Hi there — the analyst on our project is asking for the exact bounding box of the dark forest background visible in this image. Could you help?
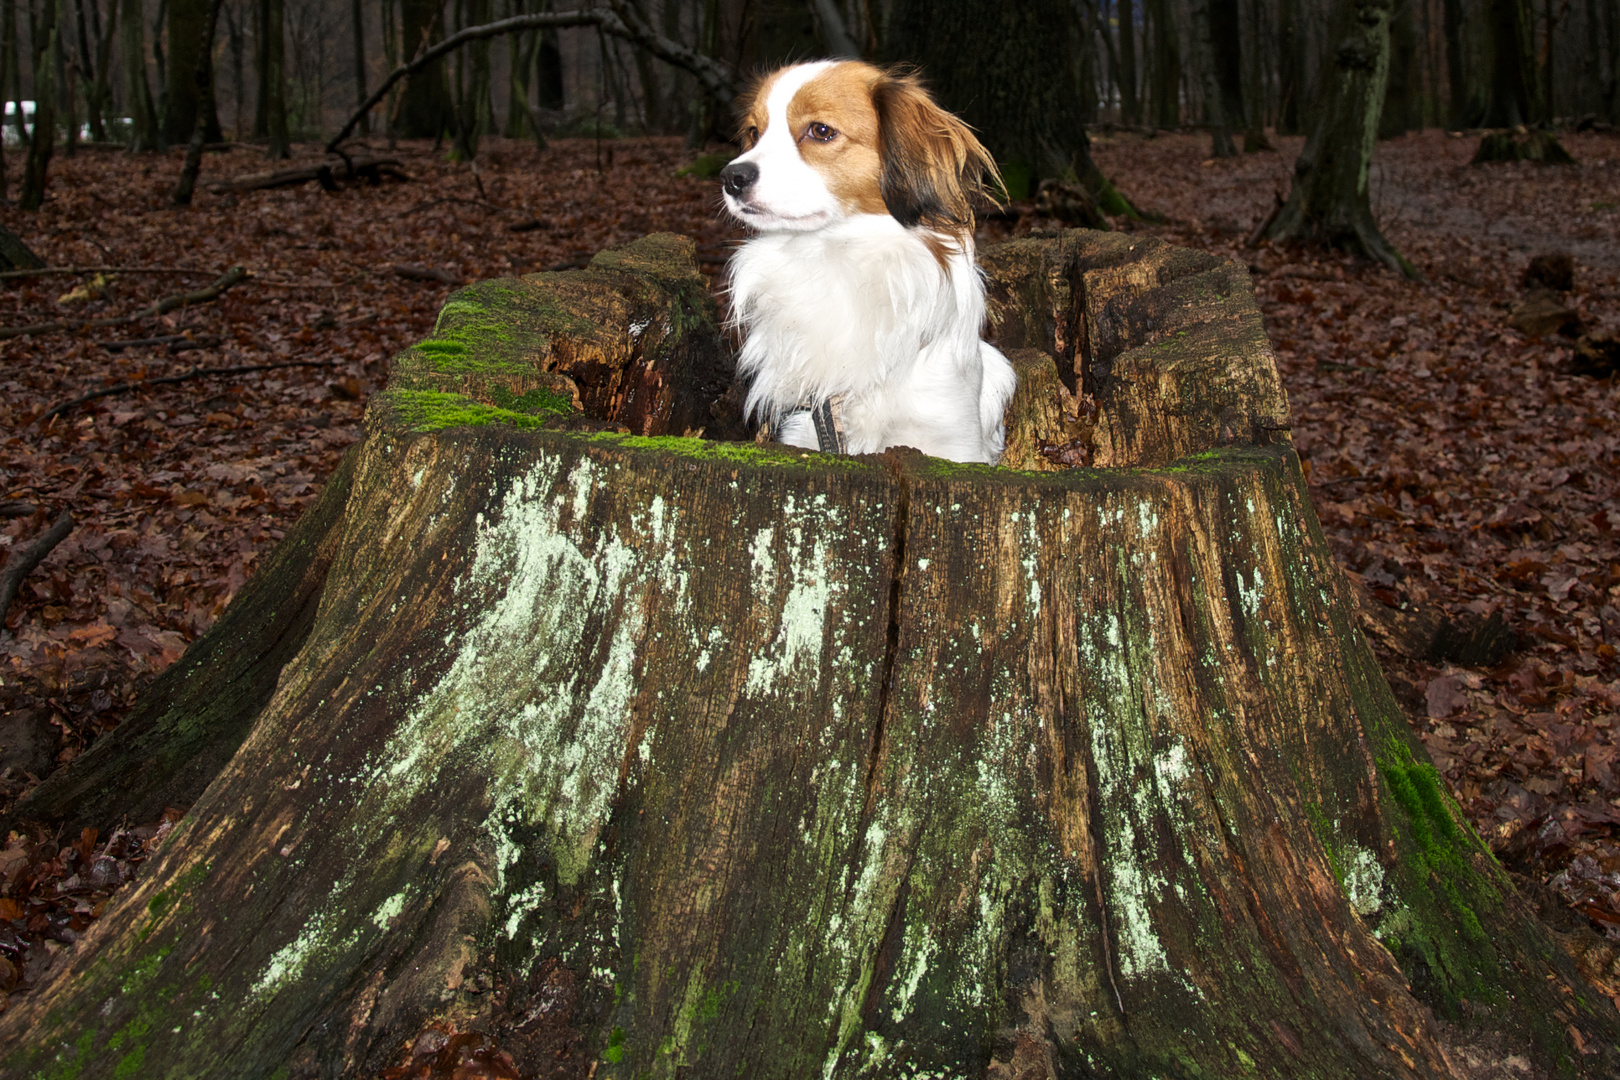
[0,0,1614,171]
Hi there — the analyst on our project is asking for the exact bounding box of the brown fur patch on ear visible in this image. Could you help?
[873,69,1001,244]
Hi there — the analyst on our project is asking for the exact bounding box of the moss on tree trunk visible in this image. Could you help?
[3,234,1616,1080]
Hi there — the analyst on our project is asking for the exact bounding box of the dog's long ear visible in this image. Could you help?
[732,71,771,148]
[873,69,1001,239]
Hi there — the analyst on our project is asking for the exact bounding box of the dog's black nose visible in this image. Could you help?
[720,161,759,197]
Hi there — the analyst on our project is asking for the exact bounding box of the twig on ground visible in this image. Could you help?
[393,264,464,286]
[0,266,216,281]
[0,266,250,340]
[0,501,37,518]
[207,155,410,195]
[0,511,73,632]
[36,360,341,425]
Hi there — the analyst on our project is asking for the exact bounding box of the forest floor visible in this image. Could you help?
[0,129,1618,1038]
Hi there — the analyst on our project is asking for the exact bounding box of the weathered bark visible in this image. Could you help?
[162,0,221,145]
[397,0,452,139]
[4,232,1618,1080]
[1260,0,1418,279]
[1147,0,1180,128]
[119,0,158,149]
[1116,0,1140,125]
[253,0,290,158]
[1380,0,1418,137]
[19,0,54,212]
[170,0,223,205]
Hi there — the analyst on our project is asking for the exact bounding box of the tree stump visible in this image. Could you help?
[5,233,1618,1080]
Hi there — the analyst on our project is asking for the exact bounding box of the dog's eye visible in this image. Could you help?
[740,125,759,149]
[806,122,838,142]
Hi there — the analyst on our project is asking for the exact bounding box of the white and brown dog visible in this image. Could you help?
[720,61,1016,464]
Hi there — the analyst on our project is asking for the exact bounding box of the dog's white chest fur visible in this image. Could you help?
[720,59,1016,464]
[729,216,1014,463]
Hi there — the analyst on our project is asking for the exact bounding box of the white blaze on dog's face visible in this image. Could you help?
[721,61,886,232]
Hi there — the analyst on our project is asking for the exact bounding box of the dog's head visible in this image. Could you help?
[719,61,999,244]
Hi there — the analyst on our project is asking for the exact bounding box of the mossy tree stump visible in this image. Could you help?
[4,234,1617,1079]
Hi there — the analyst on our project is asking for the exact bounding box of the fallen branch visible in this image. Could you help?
[0,501,37,519]
[393,264,464,286]
[0,266,216,281]
[208,155,410,195]
[36,360,342,425]
[0,511,73,632]
[325,7,737,154]
[0,266,250,341]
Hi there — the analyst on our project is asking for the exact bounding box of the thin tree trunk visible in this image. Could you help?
[1582,0,1603,115]
[352,0,368,133]
[3,0,25,148]
[398,0,451,139]
[171,0,222,203]
[255,0,289,157]
[1262,0,1417,278]
[1118,0,1139,123]
[119,0,157,148]
[1191,0,1235,155]
[1381,0,1417,135]
[57,0,76,156]
[1147,0,1180,127]
[224,0,244,138]
[1441,0,1469,123]
[20,0,57,210]
[150,0,166,124]
[164,0,220,143]
[502,0,529,136]
[0,0,6,198]
[1610,0,1620,119]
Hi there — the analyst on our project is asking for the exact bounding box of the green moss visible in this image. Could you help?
[1304,802,1344,885]
[584,432,870,470]
[604,1025,627,1064]
[487,384,574,417]
[387,390,561,432]
[111,1046,145,1078]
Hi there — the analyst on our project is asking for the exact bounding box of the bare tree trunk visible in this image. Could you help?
[1117,0,1139,123]
[1147,0,1180,127]
[254,0,289,157]
[119,0,158,147]
[1262,0,1417,278]
[20,0,57,210]
[164,0,221,143]
[1441,0,1470,123]
[57,0,76,156]
[1479,0,1539,125]
[171,0,223,203]
[1191,0,1235,155]
[1380,0,1417,135]
[3,0,25,148]
[351,0,368,133]
[398,0,451,138]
